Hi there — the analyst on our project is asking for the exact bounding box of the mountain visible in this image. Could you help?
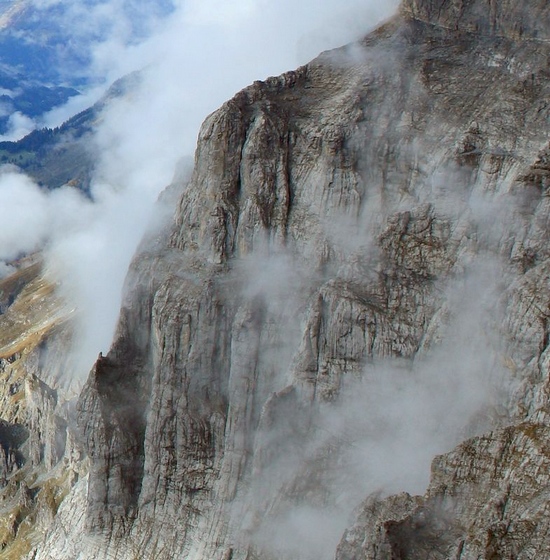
[0,0,549,559]
[0,0,81,136]
[0,0,173,137]
[0,0,173,83]
[0,71,142,191]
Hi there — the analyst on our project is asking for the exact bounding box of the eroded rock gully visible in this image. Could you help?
[23,1,550,559]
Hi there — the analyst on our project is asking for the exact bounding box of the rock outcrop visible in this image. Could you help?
[337,413,550,559]
[402,0,550,41]
[17,0,550,559]
[0,260,85,558]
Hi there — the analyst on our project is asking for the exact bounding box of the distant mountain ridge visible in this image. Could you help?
[0,0,173,136]
[0,71,141,191]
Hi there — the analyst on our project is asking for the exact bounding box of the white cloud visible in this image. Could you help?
[0,169,49,257]
[39,85,105,129]
[0,111,36,140]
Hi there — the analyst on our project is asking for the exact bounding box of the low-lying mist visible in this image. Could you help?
[225,173,516,559]
[241,258,511,559]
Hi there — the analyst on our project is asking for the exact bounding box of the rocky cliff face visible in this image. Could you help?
[0,259,86,559]
[402,0,550,41]
[12,0,550,559]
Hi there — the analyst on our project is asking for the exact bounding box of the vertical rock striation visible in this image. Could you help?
[27,0,550,558]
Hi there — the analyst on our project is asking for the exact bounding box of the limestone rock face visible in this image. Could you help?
[336,413,550,559]
[25,2,550,559]
[402,0,550,41]
[0,261,86,558]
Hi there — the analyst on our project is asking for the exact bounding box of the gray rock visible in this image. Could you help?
[26,1,550,558]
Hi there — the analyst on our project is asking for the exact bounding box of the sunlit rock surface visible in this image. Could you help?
[18,0,550,559]
[0,259,85,559]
